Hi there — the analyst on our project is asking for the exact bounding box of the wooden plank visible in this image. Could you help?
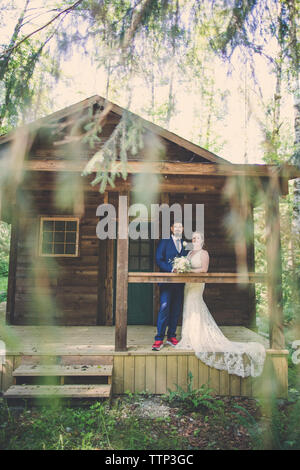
[187,355,199,390]
[198,359,209,388]
[97,192,107,325]
[105,238,114,325]
[113,356,124,394]
[155,356,167,394]
[2,356,14,392]
[60,356,113,366]
[209,367,220,395]
[128,272,267,283]
[0,325,268,355]
[230,374,241,396]
[97,236,107,325]
[247,205,257,329]
[12,364,113,376]
[115,192,129,351]
[4,384,111,398]
[166,355,178,392]
[13,356,22,385]
[272,355,288,399]
[177,355,188,392]
[219,370,230,396]
[123,356,134,393]
[22,160,300,178]
[241,376,252,397]
[134,356,146,392]
[145,356,156,393]
[254,351,289,399]
[6,201,19,324]
[265,181,285,349]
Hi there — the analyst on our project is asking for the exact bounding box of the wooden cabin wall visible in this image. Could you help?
[9,181,257,328]
[11,186,105,325]
[28,109,210,164]
[168,193,256,328]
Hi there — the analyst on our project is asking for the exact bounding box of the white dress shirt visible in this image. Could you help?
[171,234,182,253]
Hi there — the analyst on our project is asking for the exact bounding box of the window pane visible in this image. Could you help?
[54,232,65,243]
[66,221,77,231]
[42,242,53,254]
[65,243,76,254]
[141,257,151,271]
[140,242,150,255]
[129,257,139,271]
[66,232,76,243]
[55,220,65,231]
[41,218,79,256]
[43,231,53,243]
[54,243,64,254]
[43,220,54,231]
[129,242,139,256]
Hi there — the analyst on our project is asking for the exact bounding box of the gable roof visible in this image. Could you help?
[0,95,231,165]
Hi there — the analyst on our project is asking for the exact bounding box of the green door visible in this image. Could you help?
[112,225,154,325]
[127,237,154,325]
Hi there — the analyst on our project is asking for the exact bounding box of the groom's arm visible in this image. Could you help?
[156,239,173,272]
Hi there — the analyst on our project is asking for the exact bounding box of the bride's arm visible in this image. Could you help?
[191,250,209,273]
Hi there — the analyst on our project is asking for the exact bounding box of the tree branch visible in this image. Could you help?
[0,0,84,58]
[121,0,153,52]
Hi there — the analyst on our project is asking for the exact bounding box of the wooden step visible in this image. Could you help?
[12,364,113,377]
[4,384,111,398]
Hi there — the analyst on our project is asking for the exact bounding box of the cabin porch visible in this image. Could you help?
[0,324,288,398]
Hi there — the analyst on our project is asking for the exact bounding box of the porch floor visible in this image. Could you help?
[0,324,269,356]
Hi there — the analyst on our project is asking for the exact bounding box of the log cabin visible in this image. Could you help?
[0,95,299,401]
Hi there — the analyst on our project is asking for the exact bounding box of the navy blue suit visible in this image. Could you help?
[155,237,189,341]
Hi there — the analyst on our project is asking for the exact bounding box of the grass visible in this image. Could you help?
[0,377,299,450]
[0,398,189,450]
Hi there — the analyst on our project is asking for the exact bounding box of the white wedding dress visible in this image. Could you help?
[175,250,266,378]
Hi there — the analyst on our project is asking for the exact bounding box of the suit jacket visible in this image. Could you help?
[156,237,189,287]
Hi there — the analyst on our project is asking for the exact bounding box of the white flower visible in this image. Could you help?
[183,241,187,247]
[172,256,192,273]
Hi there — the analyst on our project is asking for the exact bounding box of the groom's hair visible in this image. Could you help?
[171,219,183,227]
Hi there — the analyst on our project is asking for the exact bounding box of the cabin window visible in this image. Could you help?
[39,217,79,257]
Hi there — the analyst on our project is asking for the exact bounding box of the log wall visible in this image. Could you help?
[12,189,103,325]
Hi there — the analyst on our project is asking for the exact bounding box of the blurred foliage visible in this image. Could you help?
[0,221,10,301]
[254,183,300,335]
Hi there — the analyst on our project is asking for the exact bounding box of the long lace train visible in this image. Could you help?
[174,251,266,378]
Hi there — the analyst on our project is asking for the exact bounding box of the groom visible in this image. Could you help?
[152,221,189,351]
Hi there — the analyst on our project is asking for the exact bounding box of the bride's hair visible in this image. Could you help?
[192,231,204,249]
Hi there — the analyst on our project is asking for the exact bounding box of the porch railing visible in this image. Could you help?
[128,272,267,284]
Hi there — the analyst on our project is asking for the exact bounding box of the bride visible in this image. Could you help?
[175,232,266,378]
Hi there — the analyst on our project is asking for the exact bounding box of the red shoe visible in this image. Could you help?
[152,340,164,351]
[166,337,179,347]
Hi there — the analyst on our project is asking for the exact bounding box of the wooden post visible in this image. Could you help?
[6,193,19,324]
[248,203,257,330]
[97,236,107,325]
[115,191,129,351]
[97,193,108,325]
[105,237,114,325]
[265,177,285,349]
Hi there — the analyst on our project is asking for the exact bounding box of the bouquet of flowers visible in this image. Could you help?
[171,256,192,273]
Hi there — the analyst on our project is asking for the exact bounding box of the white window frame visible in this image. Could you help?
[38,216,80,257]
